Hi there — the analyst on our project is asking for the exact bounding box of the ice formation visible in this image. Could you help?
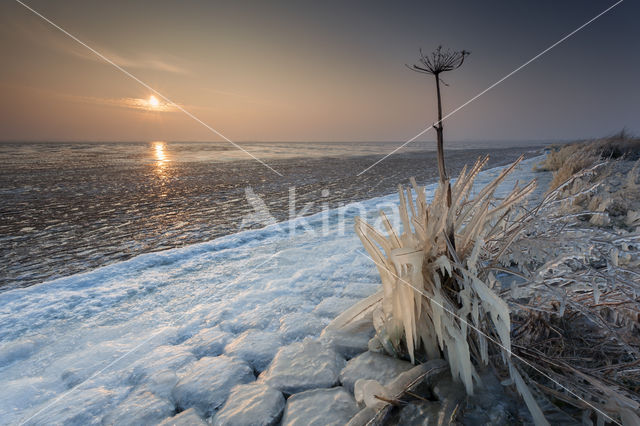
[0,156,544,424]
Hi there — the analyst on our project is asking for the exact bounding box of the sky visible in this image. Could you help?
[0,0,638,143]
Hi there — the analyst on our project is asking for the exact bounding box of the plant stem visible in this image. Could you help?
[434,72,447,184]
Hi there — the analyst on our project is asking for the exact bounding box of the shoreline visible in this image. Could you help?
[3,147,638,424]
[1,144,542,291]
[0,156,549,424]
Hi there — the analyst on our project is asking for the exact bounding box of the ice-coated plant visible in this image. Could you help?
[355,155,550,423]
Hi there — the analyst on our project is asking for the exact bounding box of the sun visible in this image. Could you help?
[148,95,160,108]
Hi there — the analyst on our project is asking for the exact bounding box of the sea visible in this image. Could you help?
[0,140,545,291]
[0,147,551,424]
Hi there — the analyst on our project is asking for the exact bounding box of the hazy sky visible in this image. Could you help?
[0,0,638,143]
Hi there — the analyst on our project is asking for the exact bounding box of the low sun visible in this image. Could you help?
[148,95,160,108]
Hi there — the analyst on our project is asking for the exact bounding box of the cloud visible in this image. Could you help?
[7,18,191,75]
[0,82,182,113]
[66,94,181,112]
[81,51,191,76]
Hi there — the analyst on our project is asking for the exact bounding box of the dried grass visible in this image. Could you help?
[537,131,640,192]
[503,157,640,425]
[355,150,640,425]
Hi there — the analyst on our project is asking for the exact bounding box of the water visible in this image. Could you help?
[0,156,547,424]
[0,141,545,290]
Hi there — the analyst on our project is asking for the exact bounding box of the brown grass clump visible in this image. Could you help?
[548,149,601,191]
[537,131,640,191]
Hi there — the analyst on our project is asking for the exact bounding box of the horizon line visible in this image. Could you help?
[0,137,587,145]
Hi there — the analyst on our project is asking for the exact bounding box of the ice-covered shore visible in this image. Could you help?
[0,156,547,425]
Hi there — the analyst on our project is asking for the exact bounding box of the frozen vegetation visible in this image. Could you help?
[349,138,640,425]
[0,156,548,425]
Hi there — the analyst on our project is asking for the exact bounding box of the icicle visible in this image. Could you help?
[354,157,543,421]
[509,363,550,426]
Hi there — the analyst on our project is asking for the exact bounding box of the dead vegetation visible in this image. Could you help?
[355,136,640,424]
[535,131,640,191]
[503,140,640,425]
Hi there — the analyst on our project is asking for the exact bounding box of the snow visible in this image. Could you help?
[137,370,179,401]
[0,338,44,369]
[213,383,285,426]
[0,156,544,424]
[37,386,117,426]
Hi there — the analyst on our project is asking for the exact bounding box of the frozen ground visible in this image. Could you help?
[0,157,548,425]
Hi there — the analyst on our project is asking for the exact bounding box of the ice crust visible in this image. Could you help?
[0,157,543,424]
[158,407,207,425]
[172,355,254,416]
[213,383,285,426]
[223,330,283,373]
[258,340,346,394]
[339,351,414,393]
[280,387,359,426]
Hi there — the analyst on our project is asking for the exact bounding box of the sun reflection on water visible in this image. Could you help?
[152,141,170,181]
[154,141,167,162]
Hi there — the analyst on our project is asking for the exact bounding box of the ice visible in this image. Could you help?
[312,296,361,318]
[127,345,196,385]
[171,355,254,417]
[319,317,375,359]
[339,351,414,393]
[180,327,232,358]
[0,157,544,423]
[258,340,346,395]
[213,383,285,426]
[394,402,446,425]
[35,386,118,426]
[278,312,328,344]
[354,379,389,410]
[138,370,180,400]
[280,387,359,426]
[0,337,44,368]
[158,408,206,426]
[223,330,283,373]
[102,389,174,426]
[346,407,377,426]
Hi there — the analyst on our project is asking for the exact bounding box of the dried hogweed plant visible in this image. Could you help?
[354,155,550,423]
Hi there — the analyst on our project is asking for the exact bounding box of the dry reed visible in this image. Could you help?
[355,155,550,423]
[355,147,640,424]
[536,131,640,191]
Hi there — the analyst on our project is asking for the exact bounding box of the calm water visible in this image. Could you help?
[0,141,545,291]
